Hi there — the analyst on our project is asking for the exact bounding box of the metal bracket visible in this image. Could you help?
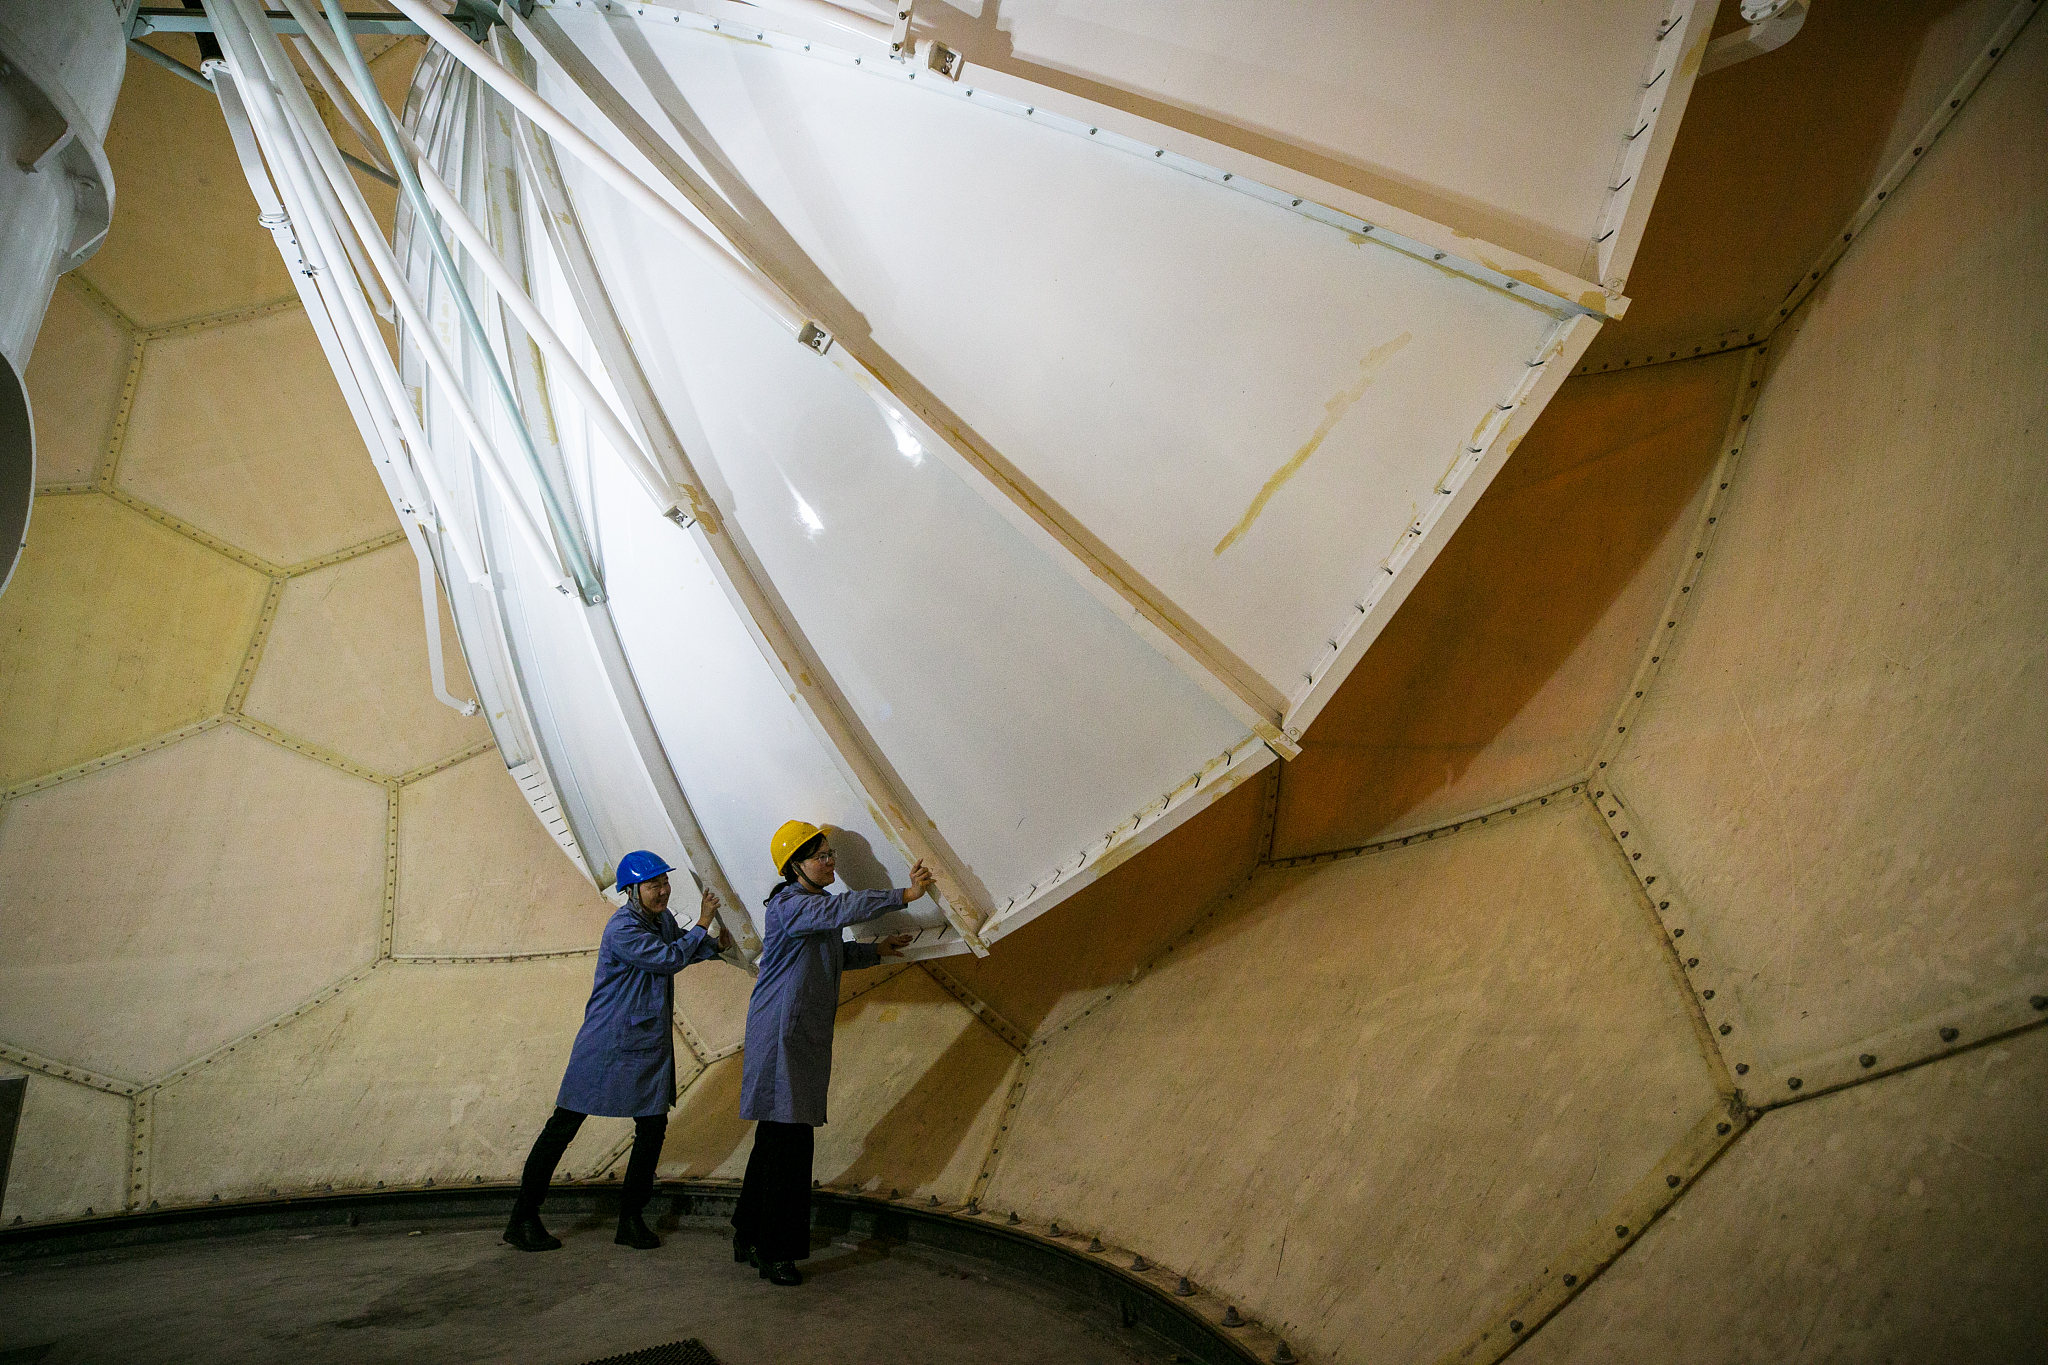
[925,40,963,81]
[1702,0,1808,75]
[796,319,834,355]
[888,0,914,61]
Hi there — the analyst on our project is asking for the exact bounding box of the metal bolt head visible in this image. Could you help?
[1049,1222,1062,1236]
[1735,1063,1749,1075]
[1511,1320,1524,1333]
[1787,1077,1802,1090]
[1939,1026,1959,1043]
[1563,1273,1577,1287]
[1716,1122,1732,1135]
[964,1199,978,1214]
[1859,1054,1877,1068]
[890,1188,901,1199]
[1131,1254,1149,1272]
[1272,1343,1297,1365]
[1666,1174,1681,1188]
[1007,1212,1020,1225]
[1175,1276,1195,1297]
[1222,1306,1244,1327]
[1616,1225,1629,1239]
[928,1195,940,1206]
[2031,995,2048,1012]
[1089,1238,1105,1253]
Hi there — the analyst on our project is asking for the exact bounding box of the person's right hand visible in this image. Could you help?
[904,860,937,903]
[877,932,916,958]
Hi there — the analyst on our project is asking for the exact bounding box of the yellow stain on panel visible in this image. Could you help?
[1214,332,1412,557]
[0,496,268,786]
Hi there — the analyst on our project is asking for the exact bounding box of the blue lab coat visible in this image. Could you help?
[556,903,722,1118]
[739,883,903,1126]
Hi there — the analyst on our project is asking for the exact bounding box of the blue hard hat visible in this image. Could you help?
[615,850,674,893]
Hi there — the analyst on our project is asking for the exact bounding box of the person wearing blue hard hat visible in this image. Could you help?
[504,850,727,1253]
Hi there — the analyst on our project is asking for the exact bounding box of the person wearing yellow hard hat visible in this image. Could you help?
[730,820,927,1285]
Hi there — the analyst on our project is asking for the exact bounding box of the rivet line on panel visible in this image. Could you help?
[230,713,391,785]
[280,528,409,578]
[127,1090,154,1211]
[381,786,399,959]
[1263,774,1585,871]
[0,716,226,801]
[0,1042,140,1097]
[835,962,912,1010]
[94,334,146,490]
[389,948,599,964]
[1441,1095,1748,1365]
[1593,344,1768,773]
[969,1056,1034,1201]
[63,270,139,333]
[104,487,283,576]
[1741,989,2048,1112]
[137,294,302,341]
[544,0,1602,318]
[394,739,497,787]
[226,579,287,715]
[147,963,381,1090]
[919,961,1028,1052]
[1588,782,1738,1093]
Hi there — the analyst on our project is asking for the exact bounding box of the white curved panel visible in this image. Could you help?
[537,7,1577,705]
[557,143,1250,905]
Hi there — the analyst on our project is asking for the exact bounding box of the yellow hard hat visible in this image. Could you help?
[770,820,827,875]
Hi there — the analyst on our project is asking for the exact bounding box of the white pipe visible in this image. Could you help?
[218,0,569,592]
[210,60,482,713]
[384,0,814,340]
[289,32,393,174]
[212,0,495,588]
[408,520,481,714]
[206,35,445,562]
[416,161,682,520]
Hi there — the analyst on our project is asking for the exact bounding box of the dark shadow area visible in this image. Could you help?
[827,978,1018,1194]
[1272,355,1743,857]
[937,775,1269,1036]
[825,826,893,893]
[1581,0,1978,368]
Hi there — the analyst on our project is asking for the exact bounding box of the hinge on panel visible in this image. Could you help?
[926,41,964,80]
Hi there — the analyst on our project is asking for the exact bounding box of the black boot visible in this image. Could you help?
[615,1206,661,1250]
[503,1210,561,1252]
[762,1259,803,1286]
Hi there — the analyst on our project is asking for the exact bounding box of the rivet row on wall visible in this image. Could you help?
[919,961,1028,1053]
[0,716,226,800]
[0,1042,139,1097]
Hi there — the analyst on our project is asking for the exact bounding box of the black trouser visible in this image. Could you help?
[731,1120,815,1262]
[514,1107,667,1216]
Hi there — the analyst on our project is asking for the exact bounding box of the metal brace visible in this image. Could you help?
[797,320,834,355]
[889,1,914,61]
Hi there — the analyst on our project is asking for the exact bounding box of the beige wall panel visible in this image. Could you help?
[812,970,1017,1202]
[83,46,296,329]
[1276,355,1741,857]
[241,543,486,776]
[393,753,613,957]
[0,496,267,787]
[658,1053,751,1179]
[980,800,1717,1365]
[659,972,1018,1204]
[1517,1025,2048,1365]
[0,1073,128,1225]
[0,726,383,1081]
[1610,17,2048,1078]
[676,959,756,1058]
[23,282,130,486]
[149,960,630,1203]
[119,310,398,567]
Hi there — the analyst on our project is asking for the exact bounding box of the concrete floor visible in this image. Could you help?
[0,1210,1179,1365]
